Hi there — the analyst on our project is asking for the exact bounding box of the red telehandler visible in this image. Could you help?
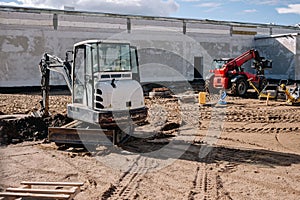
[205,49,272,96]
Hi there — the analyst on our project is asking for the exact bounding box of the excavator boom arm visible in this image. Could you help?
[39,53,72,92]
[39,53,72,116]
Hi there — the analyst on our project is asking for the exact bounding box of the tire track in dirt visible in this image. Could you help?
[200,113,300,123]
[192,133,265,149]
[223,126,299,134]
[101,156,156,200]
[274,132,300,153]
[188,152,219,200]
[188,151,234,200]
[275,132,290,151]
[199,106,300,123]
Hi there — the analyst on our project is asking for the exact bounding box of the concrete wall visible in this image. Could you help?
[254,33,298,80]
[0,6,299,87]
[297,35,300,81]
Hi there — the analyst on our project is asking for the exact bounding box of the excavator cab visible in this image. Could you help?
[68,40,147,128]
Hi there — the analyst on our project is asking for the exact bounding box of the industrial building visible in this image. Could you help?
[0,6,299,88]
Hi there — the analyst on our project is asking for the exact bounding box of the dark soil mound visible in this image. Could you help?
[0,114,73,145]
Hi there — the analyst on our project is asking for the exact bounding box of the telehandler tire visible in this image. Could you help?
[231,78,248,96]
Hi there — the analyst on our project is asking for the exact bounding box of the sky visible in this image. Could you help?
[0,0,299,26]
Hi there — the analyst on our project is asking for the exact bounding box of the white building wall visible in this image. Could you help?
[296,35,300,80]
[0,6,299,87]
[254,34,298,80]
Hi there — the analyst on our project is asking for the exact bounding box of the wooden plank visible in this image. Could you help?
[0,114,29,121]
[20,181,84,187]
[67,186,81,200]
[6,187,77,194]
[61,120,81,128]
[0,192,70,199]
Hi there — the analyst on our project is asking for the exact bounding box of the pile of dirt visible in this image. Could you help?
[0,93,71,116]
[0,114,73,145]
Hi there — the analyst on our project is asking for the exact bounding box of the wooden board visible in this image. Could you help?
[0,192,70,199]
[21,181,84,187]
[0,181,84,200]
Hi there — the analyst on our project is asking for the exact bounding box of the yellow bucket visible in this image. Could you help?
[199,92,206,104]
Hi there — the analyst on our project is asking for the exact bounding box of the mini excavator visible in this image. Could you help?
[38,40,148,145]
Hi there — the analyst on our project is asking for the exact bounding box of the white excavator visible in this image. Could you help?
[39,40,148,145]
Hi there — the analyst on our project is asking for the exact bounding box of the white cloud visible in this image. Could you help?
[0,0,179,16]
[180,0,201,2]
[195,2,222,12]
[256,0,279,5]
[229,0,296,6]
[0,2,19,6]
[196,2,222,8]
[276,4,300,15]
[243,9,257,13]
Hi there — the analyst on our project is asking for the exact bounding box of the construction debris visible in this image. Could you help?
[149,87,172,98]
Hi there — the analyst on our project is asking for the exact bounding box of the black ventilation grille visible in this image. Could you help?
[94,89,104,110]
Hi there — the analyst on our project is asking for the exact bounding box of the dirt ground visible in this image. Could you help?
[1,91,300,199]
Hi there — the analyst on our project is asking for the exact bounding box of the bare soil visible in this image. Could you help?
[1,92,300,199]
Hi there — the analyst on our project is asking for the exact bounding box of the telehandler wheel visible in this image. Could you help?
[259,78,268,91]
[232,78,248,96]
[205,79,218,94]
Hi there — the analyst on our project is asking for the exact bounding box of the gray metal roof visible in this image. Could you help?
[1,5,299,30]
